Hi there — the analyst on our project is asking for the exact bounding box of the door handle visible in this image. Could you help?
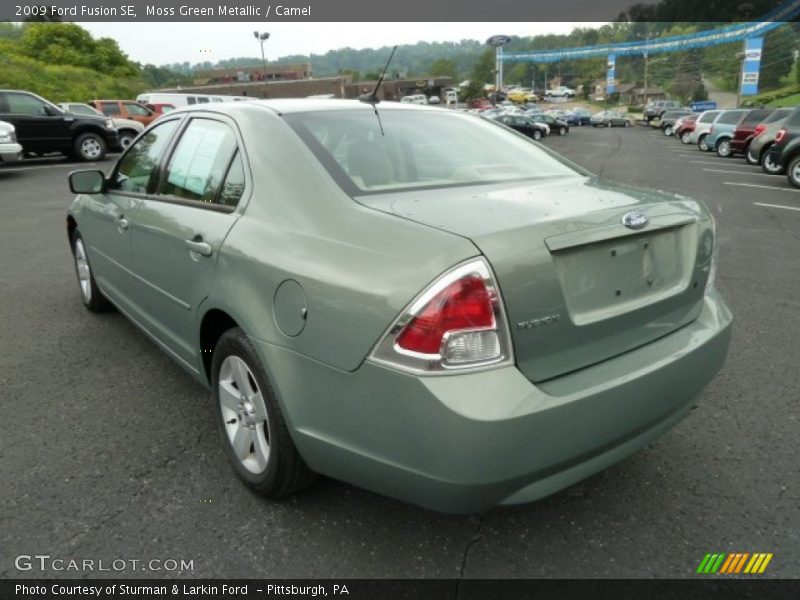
[184,239,213,257]
[117,216,129,231]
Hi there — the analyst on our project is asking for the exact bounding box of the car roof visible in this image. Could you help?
[170,98,446,116]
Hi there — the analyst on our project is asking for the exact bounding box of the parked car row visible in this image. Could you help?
[0,89,181,163]
[655,103,800,188]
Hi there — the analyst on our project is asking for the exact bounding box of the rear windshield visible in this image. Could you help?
[698,111,720,123]
[764,108,793,124]
[285,109,578,195]
[740,109,773,125]
[717,111,748,125]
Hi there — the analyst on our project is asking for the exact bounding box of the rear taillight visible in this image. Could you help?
[753,124,766,137]
[776,129,787,143]
[370,258,513,373]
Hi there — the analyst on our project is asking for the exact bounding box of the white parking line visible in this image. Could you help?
[703,168,775,177]
[723,182,800,193]
[0,162,98,172]
[754,202,800,211]
[694,160,757,168]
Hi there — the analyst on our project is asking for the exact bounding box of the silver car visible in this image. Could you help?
[0,120,23,163]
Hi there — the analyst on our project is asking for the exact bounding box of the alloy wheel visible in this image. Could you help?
[218,355,270,474]
[74,238,92,303]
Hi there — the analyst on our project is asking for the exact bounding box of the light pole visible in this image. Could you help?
[253,31,270,80]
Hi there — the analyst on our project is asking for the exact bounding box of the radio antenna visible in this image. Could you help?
[359,45,398,105]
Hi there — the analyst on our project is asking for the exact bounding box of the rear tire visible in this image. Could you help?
[559,126,567,136]
[761,145,785,175]
[532,129,542,141]
[746,145,760,165]
[664,125,673,136]
[698,134,709,152]
[212,328,315,497]
[73,133,107,162]
[70,230,112,312]
[681,131,692,144]
[118,130,136,150]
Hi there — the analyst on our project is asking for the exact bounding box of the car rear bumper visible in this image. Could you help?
[253,291,732,514]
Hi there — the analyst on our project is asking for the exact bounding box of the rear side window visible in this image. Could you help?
[112,120,179,193]
[787,109,800,127]
[159,118,238,204]
[5,92,48,115]
[698,111,719,123]
[100,103,121,116]
[218,151,246,207]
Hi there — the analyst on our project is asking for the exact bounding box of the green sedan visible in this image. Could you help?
[66,100,732,513]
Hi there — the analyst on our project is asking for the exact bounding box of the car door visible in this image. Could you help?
[127,115,247,371]
[80,118,183,311]
[0,91,70,153]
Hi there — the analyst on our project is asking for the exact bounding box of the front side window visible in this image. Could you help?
[112,119,180,193]
[160,118,238,203]
[285,109,576,194]
[6,93,48,116]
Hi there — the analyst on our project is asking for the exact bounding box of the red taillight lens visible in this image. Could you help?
[776,129,787,143]
[397,274,494,355]
[370,258,513,372]
[754,124,766,136]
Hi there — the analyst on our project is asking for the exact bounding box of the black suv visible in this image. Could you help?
[0,90,119,161]
[767,107,800,188]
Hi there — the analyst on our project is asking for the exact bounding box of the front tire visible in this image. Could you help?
[786,156,800,188]
[212,328,315,497]
[559,126,567,136]
[71,231,112,312]
[664,125,673,136]
[681,131,692,144]
[532,129,542,141]
[73,133,107,162]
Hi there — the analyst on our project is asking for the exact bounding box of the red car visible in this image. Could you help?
[728,108,775,157]
[675,114,699,144]
[469,98,493,110]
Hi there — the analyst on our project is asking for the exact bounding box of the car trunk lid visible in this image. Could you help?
[358,176,713,382]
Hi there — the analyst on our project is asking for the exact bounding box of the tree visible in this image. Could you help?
[429,58,458,80]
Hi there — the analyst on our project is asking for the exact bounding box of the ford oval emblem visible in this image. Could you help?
[622,212,649,230]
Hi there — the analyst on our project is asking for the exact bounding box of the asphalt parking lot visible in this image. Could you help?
[1,126,798,580]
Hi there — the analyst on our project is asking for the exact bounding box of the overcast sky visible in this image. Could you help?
[79,22,605,65]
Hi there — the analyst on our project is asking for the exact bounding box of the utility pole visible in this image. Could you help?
[643,35,651,107]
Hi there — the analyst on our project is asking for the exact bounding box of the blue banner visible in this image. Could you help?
[741,37,764,97]
[606,54,616,94]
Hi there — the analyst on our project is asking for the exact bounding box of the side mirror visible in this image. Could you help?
[69,170,106,194]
